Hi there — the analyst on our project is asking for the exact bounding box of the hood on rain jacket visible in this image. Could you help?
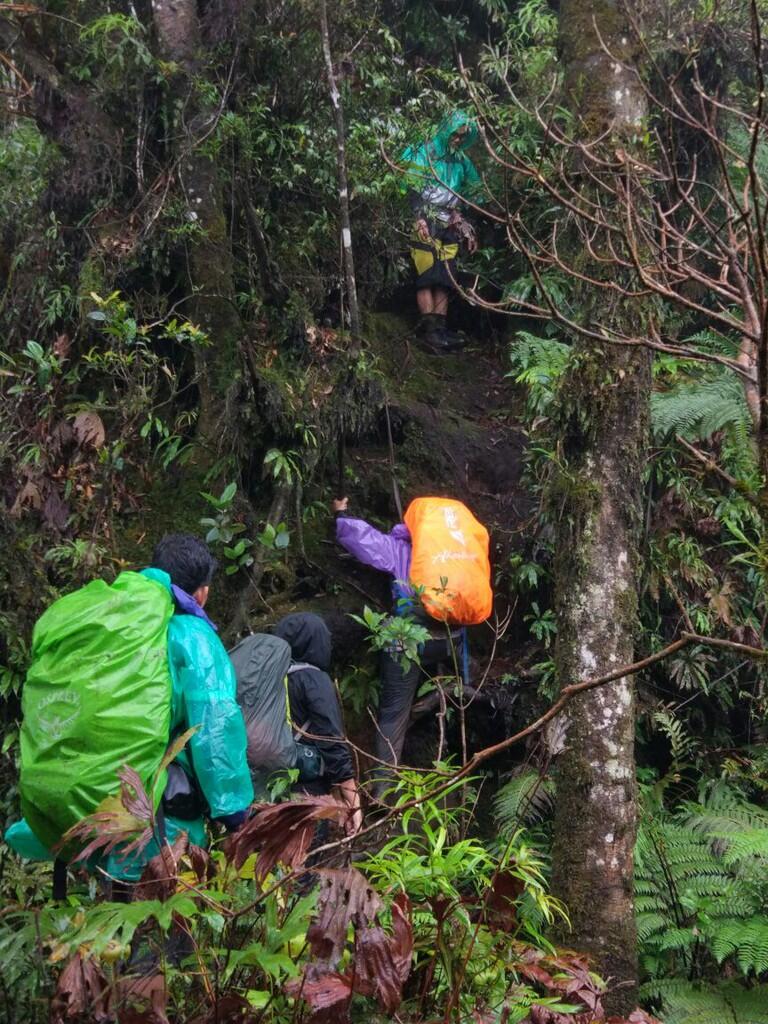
[400,110,482,218]
[273,613,354,790]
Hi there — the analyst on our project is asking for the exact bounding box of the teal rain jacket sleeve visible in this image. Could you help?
[167,615,254,818]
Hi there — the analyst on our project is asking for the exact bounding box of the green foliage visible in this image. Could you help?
[350,605,431,671]
[494,768,555,834]
[200,484,290,575]
[508,332,572,418]
[523,601,557,648]
[651,368,750,444]
[642,979,768,1024]
[359,767,571,1019]
[637,777,768,1020]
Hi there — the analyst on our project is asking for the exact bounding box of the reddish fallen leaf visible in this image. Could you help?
[134,831,189,902]
[186,843,213,884]
[291,886,413,1019]
[224,797,350,877]
[51,952,110,1023]
[354,923,406,1012]
[285,969,353,1024]
[62,765,154,864]
[485,869,525,932]
[308,867,382,964]
[390,892,414,978]
[519,962,556,988]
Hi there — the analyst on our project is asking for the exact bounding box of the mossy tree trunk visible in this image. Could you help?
[549,1,651,1013]
[152,0,243,455]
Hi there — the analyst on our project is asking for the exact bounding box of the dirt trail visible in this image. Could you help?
[290,314,535,771]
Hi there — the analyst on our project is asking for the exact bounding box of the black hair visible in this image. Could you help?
[150,533,217,594]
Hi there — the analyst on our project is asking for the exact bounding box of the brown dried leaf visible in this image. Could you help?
[308,867,382,965]
[354,923,404,1012]
[53,333,72,360]
[485,869,524,932]
[51,952,110,1023]
[223,796,349,877]
[186,843,212,885]
[390,892,413,980]
[707,579,735,627]
[72,410,106,449]
[158,726,200,775]
[43,488,70,531]
[134,831,189,902]
[115,971,169,1024]
[284,970,352,1024]
[10,480,42,516]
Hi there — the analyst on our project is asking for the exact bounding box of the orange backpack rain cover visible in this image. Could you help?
[404,497,492,625]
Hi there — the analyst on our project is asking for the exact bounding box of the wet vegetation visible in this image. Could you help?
[3,1,768,1022]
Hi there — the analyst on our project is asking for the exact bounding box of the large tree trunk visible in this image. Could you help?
[549,1,650,1013]
[152,0,243,454]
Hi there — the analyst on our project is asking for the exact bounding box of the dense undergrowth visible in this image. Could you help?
[3,0,768,1022]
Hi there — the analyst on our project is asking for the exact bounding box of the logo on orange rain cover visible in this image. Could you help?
[404,497,493,625]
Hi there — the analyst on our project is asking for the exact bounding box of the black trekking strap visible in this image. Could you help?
[461,627,470,687]
[384,395,404,521]
[52,858,68,901]
[156,800,168,846]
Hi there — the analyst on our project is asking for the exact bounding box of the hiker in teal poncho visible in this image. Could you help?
[4,533,253,889]
[400,111,483,353]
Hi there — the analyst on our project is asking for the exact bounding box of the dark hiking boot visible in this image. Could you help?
[438,327,467,350]
[417,314,465,354]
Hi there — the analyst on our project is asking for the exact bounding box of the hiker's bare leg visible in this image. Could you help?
[433,287,449,316]
[416,288,434,314]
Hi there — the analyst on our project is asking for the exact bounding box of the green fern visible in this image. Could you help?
[710,918,768,977]
[493,768,555,835]
[508,332,571,417]
[637,780,768,990]
[642,978,768,1024]
[651,368,750,443]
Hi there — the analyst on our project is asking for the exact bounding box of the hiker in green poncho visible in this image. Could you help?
[5,533,253,892]
[400,111,484,354]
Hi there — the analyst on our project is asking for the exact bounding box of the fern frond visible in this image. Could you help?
[641,978,768,1024]
[637,911,669,941]
[493,768,555,834]
[652,369,749,442]
[708,917,768,977]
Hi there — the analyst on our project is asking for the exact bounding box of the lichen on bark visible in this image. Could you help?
[549,0,653,1013]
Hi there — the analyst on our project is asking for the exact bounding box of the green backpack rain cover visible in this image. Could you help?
[20,571,174,853]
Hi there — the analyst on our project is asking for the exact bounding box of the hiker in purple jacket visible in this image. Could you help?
[332,496,463,798]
